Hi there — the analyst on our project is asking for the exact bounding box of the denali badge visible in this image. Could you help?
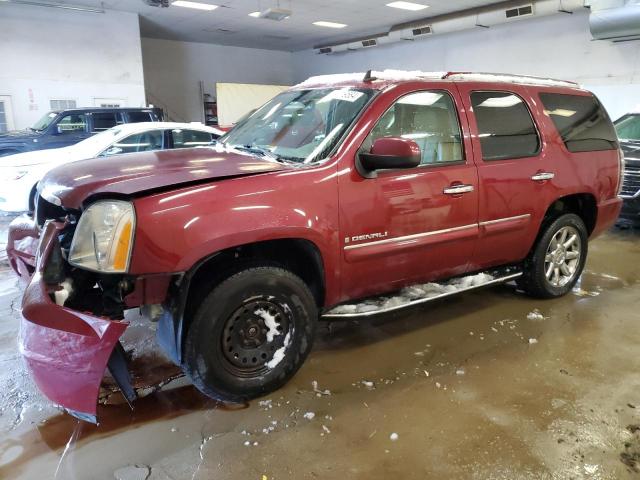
[345,231,389,244]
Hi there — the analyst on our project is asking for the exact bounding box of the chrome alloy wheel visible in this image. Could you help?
[544,225,582,288]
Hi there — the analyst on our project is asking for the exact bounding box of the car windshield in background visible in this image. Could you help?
[615,114,640,142]
[222,87,375,164]
[31,111,59,132]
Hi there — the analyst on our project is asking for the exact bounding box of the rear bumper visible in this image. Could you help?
[19,220,128,423]
[6,215,39,281]
[592,197,623,237]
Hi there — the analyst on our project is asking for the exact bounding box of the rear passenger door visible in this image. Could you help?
[455,84,557,270]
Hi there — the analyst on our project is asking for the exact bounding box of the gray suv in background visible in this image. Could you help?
[0,107,164,157]
[615,113,640,227]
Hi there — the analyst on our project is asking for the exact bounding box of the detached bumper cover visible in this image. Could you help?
[19,220,128,423]
[6,215,39,281]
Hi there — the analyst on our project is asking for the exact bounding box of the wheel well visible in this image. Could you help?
[182,238,326,328]
[540,194,597,238]
[28,184,38,213]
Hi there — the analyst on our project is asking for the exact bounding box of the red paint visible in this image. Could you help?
[17,75,622,416]
[6,215,38,282]
[19,221,127,421]
[370,136,421,157]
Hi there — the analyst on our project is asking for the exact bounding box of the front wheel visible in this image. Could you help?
[184,266,317,402]
[519,213,588,298]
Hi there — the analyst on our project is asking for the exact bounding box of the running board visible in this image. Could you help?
[322,269,523,318]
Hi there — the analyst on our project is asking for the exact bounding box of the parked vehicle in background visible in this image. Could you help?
[614,113,640,227]
[9,71,622,423]
[0,107,164,158]
[0,122,222,213]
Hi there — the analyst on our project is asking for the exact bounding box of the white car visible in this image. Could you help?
[0,122,224,213]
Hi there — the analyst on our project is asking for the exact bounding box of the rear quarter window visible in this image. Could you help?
[539,92,618,153]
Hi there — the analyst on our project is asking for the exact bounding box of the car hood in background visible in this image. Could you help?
[1,146,76,167]
[0,130,39,142]
[39,146,290,210]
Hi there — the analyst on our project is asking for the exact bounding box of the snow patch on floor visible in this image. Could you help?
[526,309,545,321]
[327,272,495,315]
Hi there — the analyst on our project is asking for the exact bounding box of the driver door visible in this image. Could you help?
[338,86,479,301]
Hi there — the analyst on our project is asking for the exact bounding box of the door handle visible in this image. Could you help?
[443,184,475,195]
[531,172,555,181]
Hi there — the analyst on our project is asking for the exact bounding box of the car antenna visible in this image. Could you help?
[363,70,378,82]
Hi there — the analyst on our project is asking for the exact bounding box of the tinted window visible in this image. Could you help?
[104,130,165,155]
[470,91,539,160]
[92,112,118,132]
[364,90,463,165]
[540,93,618,152]
[172,129,215,149]
[56,114,87,134]
[616,114,640,141]
[128,111,154,123]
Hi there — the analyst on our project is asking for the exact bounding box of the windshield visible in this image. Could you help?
[615,114,640,141]
[72,126,123,156]
[31,111,59,132]
[222,87,375,164]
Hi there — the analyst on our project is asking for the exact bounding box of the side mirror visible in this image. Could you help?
[103,146,123,156]
[56,125,64,135]
[358,137,421,178]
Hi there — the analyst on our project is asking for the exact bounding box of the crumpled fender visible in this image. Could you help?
[19,220,128,423]
[6,214,39,281]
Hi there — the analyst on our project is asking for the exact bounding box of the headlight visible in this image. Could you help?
[68,200,135,273]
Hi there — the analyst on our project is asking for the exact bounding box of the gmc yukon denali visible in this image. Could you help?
[8,71,623,422]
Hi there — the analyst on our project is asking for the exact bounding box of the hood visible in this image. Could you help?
[1,146,74,167]
[0,129,39,142]
[39,146,290,209]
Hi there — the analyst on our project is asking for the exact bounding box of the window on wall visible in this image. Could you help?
[363,90,464,165]
[50,99,77,111]
[470,91,540,160]
[539,93,618,152]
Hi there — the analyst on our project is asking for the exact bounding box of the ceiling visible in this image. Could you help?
[27,0,506,51]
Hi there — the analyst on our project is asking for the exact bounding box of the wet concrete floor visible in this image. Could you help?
[0,226,640,479]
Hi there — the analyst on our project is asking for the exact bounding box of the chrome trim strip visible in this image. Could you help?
[322,272,523,318]
[479,213,531,227]
[343,223,478,251]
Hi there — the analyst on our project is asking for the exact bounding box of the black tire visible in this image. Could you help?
[184,266,317,402]
[518,213,588,298]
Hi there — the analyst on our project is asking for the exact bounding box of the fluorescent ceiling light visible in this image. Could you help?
[313,21,347,28]
[386,1,429,11]
[248,11,260,17]
[172,1,218,11]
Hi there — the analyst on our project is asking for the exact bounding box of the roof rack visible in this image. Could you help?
[443,72,579,88]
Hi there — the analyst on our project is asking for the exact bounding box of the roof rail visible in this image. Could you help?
[443,72,579,88]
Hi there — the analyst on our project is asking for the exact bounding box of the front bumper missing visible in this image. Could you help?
[19,220,129,423]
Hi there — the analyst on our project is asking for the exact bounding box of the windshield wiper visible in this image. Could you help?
[234,144,288,163]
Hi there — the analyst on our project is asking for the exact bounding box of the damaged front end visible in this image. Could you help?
[19,198,180,423]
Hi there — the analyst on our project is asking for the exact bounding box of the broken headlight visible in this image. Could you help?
[68,200,135,273]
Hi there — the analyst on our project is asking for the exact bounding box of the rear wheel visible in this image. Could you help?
[184,266,317,402]
[519,213,588,298]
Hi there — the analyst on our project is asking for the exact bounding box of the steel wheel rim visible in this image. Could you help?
[544,225,582,288]
[221,298,291,377]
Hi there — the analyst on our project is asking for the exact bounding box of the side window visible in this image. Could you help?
[616,115,640,142]
[171,129,215,149]
[56,114,87,134]
[470,91,539,160]
[92,112,119,132]
[104,130,165,155]
[539,93,618,152]
[363,90,464,165]
[127,111,153,123]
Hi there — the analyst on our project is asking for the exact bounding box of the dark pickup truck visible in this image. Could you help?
[0,107,163,157]
[615,113,640,227]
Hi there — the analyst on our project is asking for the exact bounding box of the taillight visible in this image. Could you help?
[617,148,626,197]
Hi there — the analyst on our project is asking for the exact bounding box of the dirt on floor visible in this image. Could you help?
[0,225,640,479]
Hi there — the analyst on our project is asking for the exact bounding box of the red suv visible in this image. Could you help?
[9,71,623,422]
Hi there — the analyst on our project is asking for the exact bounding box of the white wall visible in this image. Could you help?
[0,4,146,130]
[291,9,640,120]
[141,38,294,124]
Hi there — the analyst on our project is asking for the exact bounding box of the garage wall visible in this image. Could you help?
[291,9,640,120]
[141,38,294,124]
[0,5,146,130]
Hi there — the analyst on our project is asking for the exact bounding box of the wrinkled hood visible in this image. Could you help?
[1,146,75,167]
[39,146,289,209]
